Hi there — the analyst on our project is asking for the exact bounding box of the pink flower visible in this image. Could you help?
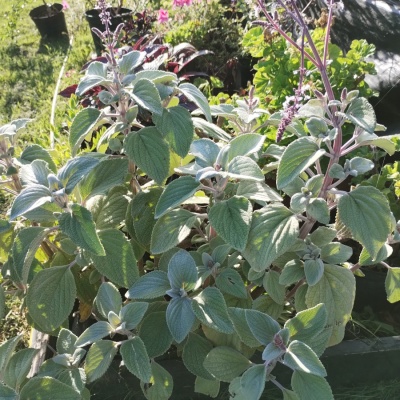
[62,0,69,10]
[158,8,169,23]
[173,0,192,6]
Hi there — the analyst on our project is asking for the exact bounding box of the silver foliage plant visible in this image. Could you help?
[0,0,400,399]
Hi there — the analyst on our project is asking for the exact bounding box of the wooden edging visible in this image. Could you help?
[87,336,400,398]
[321,335,400,387]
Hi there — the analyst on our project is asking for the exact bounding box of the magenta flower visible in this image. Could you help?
[173,0,192,6]
[158,8,169,23]
[62,0,69,10]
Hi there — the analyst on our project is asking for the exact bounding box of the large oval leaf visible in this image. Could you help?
[154,106,194,157]
[182,333,214,380]
[27,265,76,333]
[84,340,118,383]
[79,158,128,201]
[228,134,265,161]
[19,376,81,400]
[124,127,169,184]
[151,209,197,254]
[58,204,105,256]
[337,186,391,260]
[88,229,138,288]
[306,264,355,346]
[75,321,114,347]
[192,287,234,334]
[69,108,102,156]
[12,227,47,284]
[203,346,252,382]
[243,203,299,272]
[2,348,38,390]
[166,297,196,343]
[291,370,333,400]
[57,156,101,194]
[155,176,200,219]
[126,271,170,300]
[120,337,152,383]
[95,282,122,320]
[179,83,212,122]
[239,364,266,399]
[130,187,162,249]
[284,341,326,376]
[10,184,52,221]
[385,267,400,303]
[139,311,173,358]
[208,196,252,252]
[130,78,163,116]
[140,361,173,400]
[345,97,376,133]
[277,137,325,189]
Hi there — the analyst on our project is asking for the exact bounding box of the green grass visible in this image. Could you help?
[0,0,93,156]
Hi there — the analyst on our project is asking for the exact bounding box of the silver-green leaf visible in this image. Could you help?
[385,267,400,303]
[69,108,102,156]
[208,196,252,252]
[306,264,355,346]
[244,203,299,272]
[337,186,391,260]
[84,340,118,383]
[183,333,214,380]
[203,346,252,382]
[155,176,200,219]
[95,282,122,320]
[192,287,234,334]
[130,78,163,116]
[284,341,326,376]
[58,204,105,256]
[151,209,197,254]
[88,228,138,288]
[166,297,196,343]
[139,311,173,358]
[126,271,170,300]
[124,127,169,184]
[154,106,194,158]
[27,265,76,333]
[277,137,325,189]
[291,370,333,400]
[239,364,266,400]
[179,83,212,122]
[19,376,81,400]
[10,184,52,221]
[75,321,114,347]
[140,361,173,400]
[120,337,152,383]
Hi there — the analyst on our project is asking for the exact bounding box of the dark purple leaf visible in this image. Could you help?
[59,84,78,98]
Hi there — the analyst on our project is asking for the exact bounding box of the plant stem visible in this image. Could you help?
[50,34,74,149]
[285,278,305,301]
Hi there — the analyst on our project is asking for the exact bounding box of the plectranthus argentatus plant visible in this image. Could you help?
[0,0,400,399]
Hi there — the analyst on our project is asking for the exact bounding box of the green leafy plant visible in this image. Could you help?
[242,18,376,119]
[0,0,400,399]
[157,0,249,90]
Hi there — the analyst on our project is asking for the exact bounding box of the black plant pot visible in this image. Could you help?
[29,4,68,38]
[85,7,133,55]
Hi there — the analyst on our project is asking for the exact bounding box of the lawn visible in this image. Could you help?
[0,0,92,157]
